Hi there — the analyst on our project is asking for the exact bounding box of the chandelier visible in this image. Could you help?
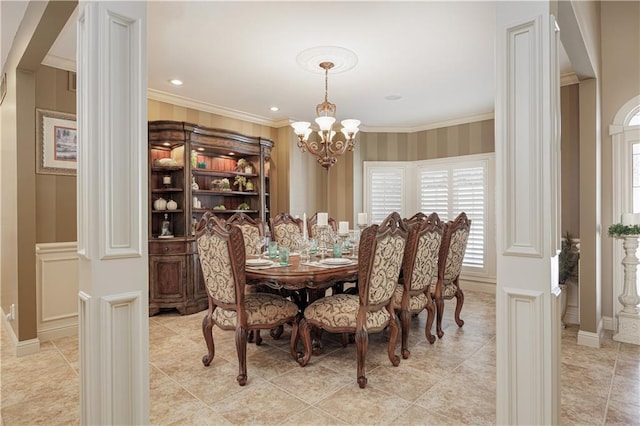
[291,61,360,170]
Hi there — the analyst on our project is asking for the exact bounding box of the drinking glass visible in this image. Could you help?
[278,246,290,266]
[309,238,318,255]
[332,242,343,258]
[268,241,278,259]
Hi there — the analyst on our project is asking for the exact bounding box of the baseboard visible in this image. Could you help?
[38,323,78,341]
[577,317,604,348]
[2,307,41,357]
[460,278,496,294]
[603,315,615,331]
[564,305,580,325]
[16,338,41,357]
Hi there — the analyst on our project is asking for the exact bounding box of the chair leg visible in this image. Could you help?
[355,326,369,389]
[270,325,284,340]
[400,308,411,359]
[425,301,436,344]
[202,311,215,366]
[387,312,400,367]
[454,286,465,328]
[436,296,445,339]
[255,329,263,345]
[235,326,248,386]
[297,318,313,367]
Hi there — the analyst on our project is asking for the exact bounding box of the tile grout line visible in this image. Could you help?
[600,341,621,426]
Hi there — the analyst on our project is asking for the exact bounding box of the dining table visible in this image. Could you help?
[245,253,359,351]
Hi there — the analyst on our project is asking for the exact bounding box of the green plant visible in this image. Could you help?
[608,223,640,237]
[559,232,580,284]
[234,175,247,189]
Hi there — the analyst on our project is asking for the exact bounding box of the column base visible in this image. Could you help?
[613,311,640,345]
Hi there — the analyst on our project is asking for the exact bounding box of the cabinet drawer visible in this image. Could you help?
[149,241,188,255]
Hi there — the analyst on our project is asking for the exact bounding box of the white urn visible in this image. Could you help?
[153,197,167,211]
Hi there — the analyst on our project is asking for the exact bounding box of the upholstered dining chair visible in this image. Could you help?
[227,212,266,256]
[307,212,338,239]
[196,215,301,386]
[269,212,304,250]
[296,212,408,388]
[432,212,471,339]
[393,212,443,358]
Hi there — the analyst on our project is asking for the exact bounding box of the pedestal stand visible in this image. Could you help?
[613,235,640,345]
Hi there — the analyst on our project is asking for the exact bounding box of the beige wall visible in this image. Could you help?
[1,1,76,342]
[35,65,77,243]
[561,84,580,238]
[600,1,640,318]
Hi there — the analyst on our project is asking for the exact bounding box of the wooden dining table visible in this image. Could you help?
[244,254,359,295]
[245,254,359,351]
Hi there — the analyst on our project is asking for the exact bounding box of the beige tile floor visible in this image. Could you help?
[1,290,639,425]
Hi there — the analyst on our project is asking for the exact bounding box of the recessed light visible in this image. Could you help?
[197,148,205,151]
[228,152,235,156]
[270,106,279,112]
[163,142,170,146]
[385,94,402,101]
[169,79,183,86]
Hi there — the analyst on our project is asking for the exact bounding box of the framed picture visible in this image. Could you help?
[36,109,77,176]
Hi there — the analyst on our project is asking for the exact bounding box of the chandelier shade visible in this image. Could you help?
[291,61,360,170]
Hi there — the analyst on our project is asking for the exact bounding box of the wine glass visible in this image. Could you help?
[253,235,269,257]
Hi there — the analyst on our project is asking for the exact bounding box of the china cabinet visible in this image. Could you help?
[148,121,273,315]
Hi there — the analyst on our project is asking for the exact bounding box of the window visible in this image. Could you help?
[364,153,494,278]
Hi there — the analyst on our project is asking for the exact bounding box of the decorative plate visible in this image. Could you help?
[246,259,273,267]
[319,258,352,265]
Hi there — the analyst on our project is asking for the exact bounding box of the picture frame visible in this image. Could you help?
[36,109,77,176]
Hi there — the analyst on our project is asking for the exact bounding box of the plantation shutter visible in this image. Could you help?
[419,169,450,221]
[452,166,486,267]
[368,168,404,224]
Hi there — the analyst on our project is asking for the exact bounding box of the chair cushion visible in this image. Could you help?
[304,294,390,329]
[393,284,429,312]
[442,282,458,299]
[212,293,299,327]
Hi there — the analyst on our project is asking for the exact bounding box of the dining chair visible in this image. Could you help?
[196,215,301,386]
[307,212,338,239]
[296,212,407,388]
[269,212,304,250]
[432,212,471,339]
[227,211,273,343]
[403,211,429,227]
[393,212,443,358]
[227,212,266,256]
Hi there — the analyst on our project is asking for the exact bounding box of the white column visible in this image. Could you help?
[613,236,640,345]
[77,2,148,424]
[495,2,561,424]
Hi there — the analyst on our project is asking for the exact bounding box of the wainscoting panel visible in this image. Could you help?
[36,242,79,340]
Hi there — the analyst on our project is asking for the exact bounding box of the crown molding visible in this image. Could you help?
[560,72,579,86]
[362,112,495,133]
[42,53,76,72]
[147,89,277,127]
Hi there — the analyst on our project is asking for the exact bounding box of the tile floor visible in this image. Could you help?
[1,290,639,425]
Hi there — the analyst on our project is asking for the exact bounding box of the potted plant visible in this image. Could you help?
[234,175,247,191]
[558,231,580,327]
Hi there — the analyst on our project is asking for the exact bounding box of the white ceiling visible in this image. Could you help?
[7,1,575,132]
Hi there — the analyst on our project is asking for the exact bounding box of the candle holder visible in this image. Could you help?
[317,225,329,258]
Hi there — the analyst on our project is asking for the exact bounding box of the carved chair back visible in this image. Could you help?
[196,214,246,309]
[270,212,304,250]
[404,211,429,229]
[438,212,471,292]
[358,212,408,308]
[403,212,444,294]
[307,212,338,239]
[227,212,265,256]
